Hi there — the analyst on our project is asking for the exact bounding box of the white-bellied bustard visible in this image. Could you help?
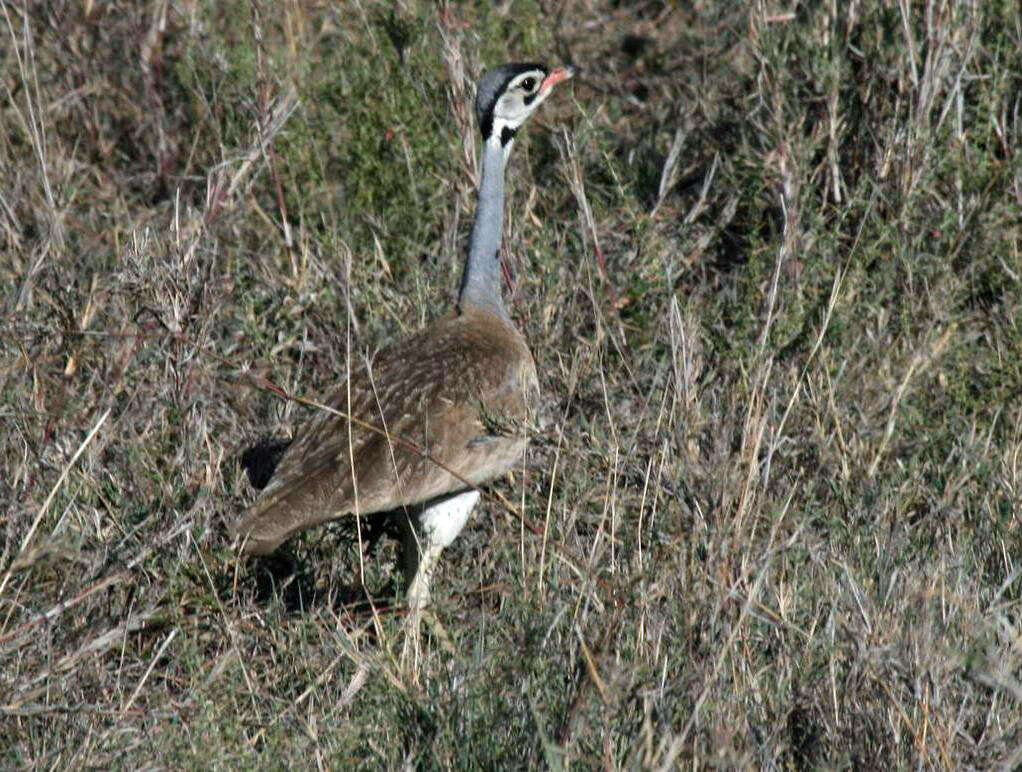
[232,63,574,655]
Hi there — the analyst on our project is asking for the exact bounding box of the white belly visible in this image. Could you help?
[417,489,481,548]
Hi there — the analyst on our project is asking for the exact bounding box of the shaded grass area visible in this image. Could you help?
[2,0,1021,766]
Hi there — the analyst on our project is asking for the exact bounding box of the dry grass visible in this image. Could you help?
[3,0,1022,767]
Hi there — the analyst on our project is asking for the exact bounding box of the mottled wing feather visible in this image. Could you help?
[232,309,538,555]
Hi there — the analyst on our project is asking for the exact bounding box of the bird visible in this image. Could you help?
[231,62,574,648]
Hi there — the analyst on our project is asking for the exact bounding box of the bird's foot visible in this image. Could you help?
[400,606,455,674]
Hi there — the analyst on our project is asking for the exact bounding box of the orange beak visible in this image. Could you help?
[540,66,576,93]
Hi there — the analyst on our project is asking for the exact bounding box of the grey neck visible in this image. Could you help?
[458,136,512,319]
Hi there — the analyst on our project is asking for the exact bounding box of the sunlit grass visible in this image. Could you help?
[2,1,1021,767]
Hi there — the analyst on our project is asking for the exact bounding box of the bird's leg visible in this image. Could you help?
[398,491,480,662]
[404,541,453,662]
[400,521,439,664]
[405,540,443,611]
[402,516,458,662]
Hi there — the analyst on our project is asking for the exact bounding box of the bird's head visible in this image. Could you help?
[474,63,575,147]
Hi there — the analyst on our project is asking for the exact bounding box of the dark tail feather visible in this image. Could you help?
[240,438,292,490]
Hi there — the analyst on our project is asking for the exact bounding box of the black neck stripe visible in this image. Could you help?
[500,125,517,146]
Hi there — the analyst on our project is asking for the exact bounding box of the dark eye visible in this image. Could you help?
[520,77,536,92]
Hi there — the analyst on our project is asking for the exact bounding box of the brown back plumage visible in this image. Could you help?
[231,307,539,555]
